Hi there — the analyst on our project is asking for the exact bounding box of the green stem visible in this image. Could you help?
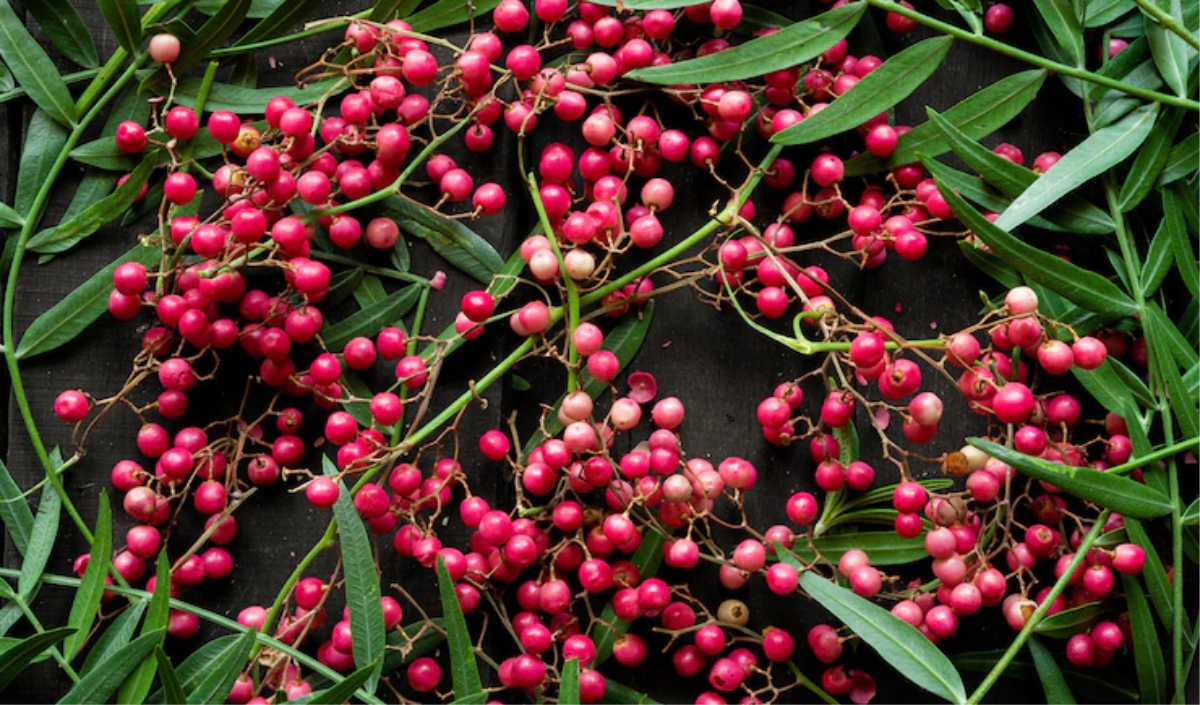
[212,11,371,57]
[1169,443,1185,701]
[0,68,100,105]
[1102,437,1199,475]
[309,250,430,285]
[864,0,1200,111]
[8,591,79,682]
[1131,0,1200,51]
[965,511,1110,704]
[177,61,219,171]
[253,524,337,660]
[786,659,839,705]
[2,58,147,543]
[527,174,581,391]
[0,568,384,705]
[390,285,430,446]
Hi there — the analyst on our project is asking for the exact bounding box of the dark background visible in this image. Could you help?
[0,1,1190,703]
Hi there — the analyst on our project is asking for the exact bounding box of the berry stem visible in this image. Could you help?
[527,173,581,391]
[864,0,1200,111]
[965,510,1110,705]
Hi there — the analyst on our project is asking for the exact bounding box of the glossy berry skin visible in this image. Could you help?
[54,390,89,422]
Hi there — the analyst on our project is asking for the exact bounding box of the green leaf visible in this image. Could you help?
[927,165,1137,317]
[1072,360,1143,412]
[1124,574,1168,704]
[1084,0,1135,26]
[603,679,662,704]
[1118,106,1184,211]
[63,493,112,661]
[326,458,386,695]
[1027,636,1077,705]
[236,0,321,45]
[739,4,790,31]
[353,274,388,308]
[16,110,70,216]
[17,242,161,360]
[967,439,1172,518]
[592,529,665,668]
[18,485,61,600]
[1033,0,1085,65]
[380,619,445,676]
[339,370,383,431]
[305,661,379,704]
[953,650,1139,700]
[1145,329,1199,439]
[843,70,1047,177]
[994,103,1159,231]
[783,532,927,566]
[168,0,250,75]
[1163,186,1200,298]
[28,157,156,255]
[773,37,953,146]
[923,108,1114,234]
[320,284,421,351]
[560,659,581,705]
[1158,129,1198,186]
[377,197,504,284]
[184,629,255,703]
[407,0,502,32]
[1184,499,1199,526]
[1141,219,1175,296]
[1145,0,1195,97]
[1146,301,1199,369]
[58,629,164,704]
[587,0,702,7]
[24,0,99,68]
[96,0,142,56]
[625,3,864,84]
[436,556,484,702]
[1125,518,1181,633]
[0,459,34,557]
[80,600,147,676]
[1033,600,1119,638]
[525,301,656,453]
[0,1,77,126]
[192,0,279,17]
[958,241,1022,290]
[798,572,967,704]
[124,552,170,704]
[154,647,187,705]
[0,201,23,229]
[0,627,76,691]
[146,634,241,702]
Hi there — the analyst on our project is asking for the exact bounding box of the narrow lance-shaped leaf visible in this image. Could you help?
[436,556,484,702]
[1158,130,1198,186]
[377,196,504,284]
[123,553,170,704]
[0,201,23,229]
[0,627,77,691]
[1163,187,1199,298]
[406,0,502,32]
[559,659,581,705]
[184,629,255,704]
[1032,0,1085,66]
[79,600,147,676]
[843,69,1047,177]
[321,284,422,351]
[1144,0,1195,98]
[1027,636,1077,705]
[586,0,703,8]
[1140,219,1175,296]
[923,107,1114,234]
[23,0,98,68]
[993,103,1158,231]
[1143,319,1199,439]
[1123,575,1168,704]
[0,459,34,556]
[16,110,70,216]
[145,634,241,703]
[783,532,927,566]
[0,0,78,126]
[63,492,112,661]
[154,647,187,705]
[967,439,1172,519]
[1124,518,1182,632]
[28,157,156,255]
[952,650,1139,701]
[1072,360,1142,412]
[326,458,386,695]
[1033,600,1119,638]
[304,662,380,704]
[18,485,62,600]
[235,0,322,45]
[1117,106,1185,212]
[173,0,250,72]
[1084,0,1135,27]
[625,3,865,84]
[926,160,1138,317]
[58,630,165,704]
[96,0,143,56]
[798,572,967,703]
[772,36,953,146]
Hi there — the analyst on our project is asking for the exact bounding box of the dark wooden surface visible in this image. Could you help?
[0,1,1159,703]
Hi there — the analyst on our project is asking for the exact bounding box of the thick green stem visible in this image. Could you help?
[965,512,1110,704]
[1131,0,1200,51]
[864,0,1200,111]
[8,590,79,682]
[2,58,146,543]
[1103,437,1198,475]
[786,659,839,705]
[253,524,337,660]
